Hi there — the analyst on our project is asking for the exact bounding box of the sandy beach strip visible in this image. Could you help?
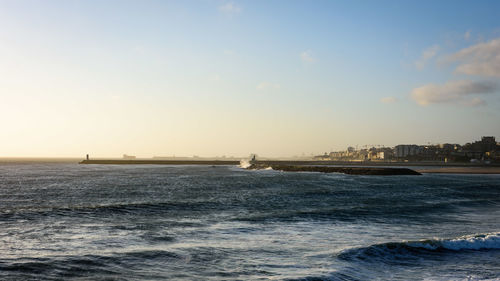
[417,167,500,174]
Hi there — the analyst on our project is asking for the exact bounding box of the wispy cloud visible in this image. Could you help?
[380,97,398,104]
[464,30,472,41]
[447,37,500,77]
[462,97,486,107]
[300,50,315,63]
[411,80,496,106]
[256,82,281,90]
[218,2,241,15]
[415,45,439,70]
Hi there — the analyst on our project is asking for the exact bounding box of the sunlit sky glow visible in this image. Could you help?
[1,0,499,158]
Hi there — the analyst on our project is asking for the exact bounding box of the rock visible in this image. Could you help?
[247,164,421,176]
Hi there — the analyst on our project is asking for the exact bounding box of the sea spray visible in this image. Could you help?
[239,159,252,169]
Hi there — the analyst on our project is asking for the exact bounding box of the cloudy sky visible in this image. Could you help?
[1,0,499,157]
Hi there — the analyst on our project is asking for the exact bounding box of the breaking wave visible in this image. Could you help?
[339,232,500,261]
[239,159,251,169]
[407,232,500,251]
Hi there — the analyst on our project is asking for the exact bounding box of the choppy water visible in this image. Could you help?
[0,162,499,280]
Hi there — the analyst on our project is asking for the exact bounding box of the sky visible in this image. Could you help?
[1,0,500,158]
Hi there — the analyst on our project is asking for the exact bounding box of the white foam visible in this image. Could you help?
[441,233,500,250]
[408,232,500,251]
[239,159,251,169]
[424,276,500,281]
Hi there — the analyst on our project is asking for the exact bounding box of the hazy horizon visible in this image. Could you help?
[0,133,497,160]
[2,0,500,158]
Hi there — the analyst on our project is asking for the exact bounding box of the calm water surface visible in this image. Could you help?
[0,162,499,280]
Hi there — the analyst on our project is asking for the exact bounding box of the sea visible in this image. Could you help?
[0,161,499,280]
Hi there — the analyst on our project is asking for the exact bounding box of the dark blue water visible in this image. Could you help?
[0,162,499,280]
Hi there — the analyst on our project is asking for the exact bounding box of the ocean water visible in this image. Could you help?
[0,162,499,280]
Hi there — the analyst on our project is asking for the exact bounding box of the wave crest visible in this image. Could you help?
[339,232,500,262]
[408,232,500,251]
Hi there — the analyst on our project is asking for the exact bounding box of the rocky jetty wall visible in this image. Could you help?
[79,160,240,165]
[248,164,421,176]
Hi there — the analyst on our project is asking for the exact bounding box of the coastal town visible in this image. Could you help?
[313,136,500,163]
[103,136,500,166]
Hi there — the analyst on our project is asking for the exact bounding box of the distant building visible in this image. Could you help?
[326,135,498,163]
[480,136,497,151]
[439,143,460,152]
[376,151,385,160]
[394,145,420,158]
[123,154,136,160]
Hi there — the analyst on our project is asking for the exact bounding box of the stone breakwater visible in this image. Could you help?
[79,160,240,165]
[248,164,422,176]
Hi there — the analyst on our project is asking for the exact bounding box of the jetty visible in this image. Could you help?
[79,159,239,165]
[247,163,421,175]
[79,159,421,175]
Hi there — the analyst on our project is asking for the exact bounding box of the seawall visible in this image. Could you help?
[79,160,240,165]
[248,164,422,176]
